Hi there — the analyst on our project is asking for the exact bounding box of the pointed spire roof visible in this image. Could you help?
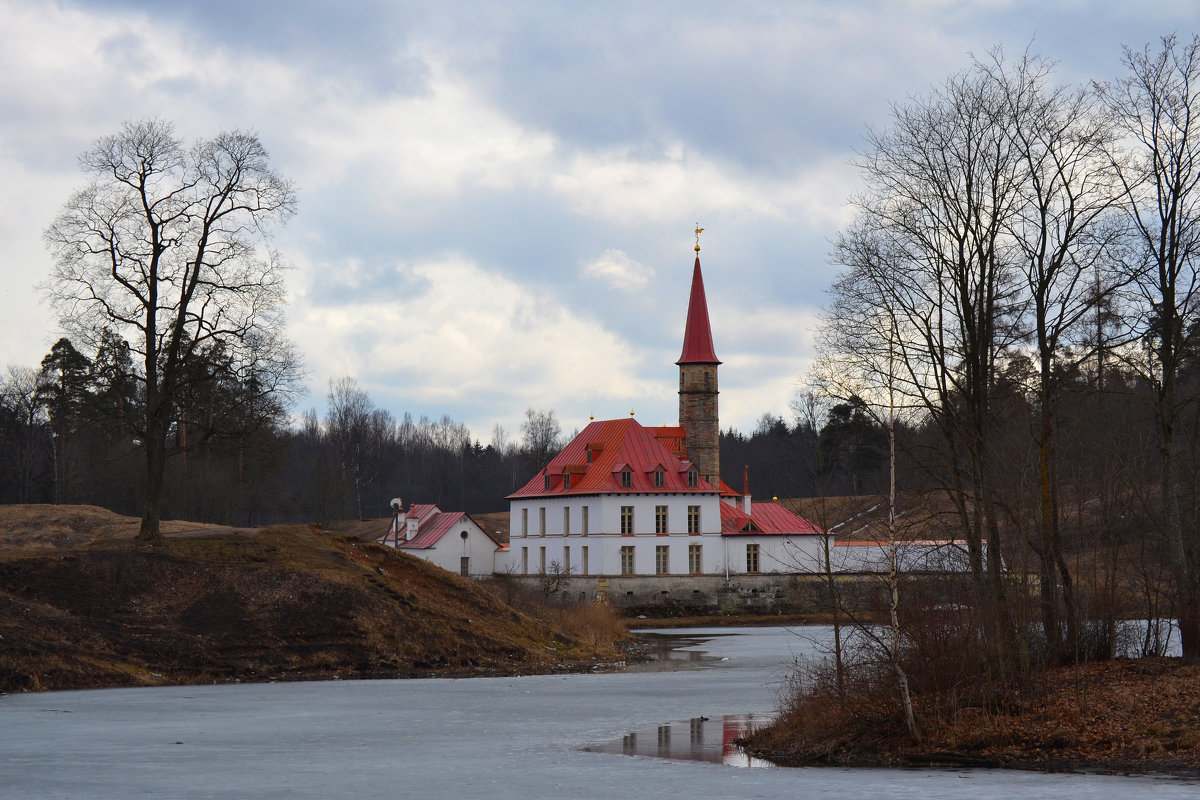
[677,256,721,365]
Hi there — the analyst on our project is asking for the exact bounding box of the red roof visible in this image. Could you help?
[508,417,720,498]
[677,257,721,365]
[652,426,688,459]
[395,506,502,550]
[720,500,824,536]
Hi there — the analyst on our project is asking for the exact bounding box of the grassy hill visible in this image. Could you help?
[0,506,626,693]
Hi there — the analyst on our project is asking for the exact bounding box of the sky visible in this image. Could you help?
[2,1,1198,445]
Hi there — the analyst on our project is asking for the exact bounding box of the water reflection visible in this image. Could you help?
[584,713,777,768]
[623,632,730,672]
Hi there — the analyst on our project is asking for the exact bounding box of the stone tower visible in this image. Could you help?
[677,253,721,487]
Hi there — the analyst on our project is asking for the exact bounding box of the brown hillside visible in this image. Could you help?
[0,506,623,693]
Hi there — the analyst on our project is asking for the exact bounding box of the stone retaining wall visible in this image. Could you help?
[506,572,971,617]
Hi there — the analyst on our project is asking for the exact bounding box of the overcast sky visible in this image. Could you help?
[2,1,1198,443]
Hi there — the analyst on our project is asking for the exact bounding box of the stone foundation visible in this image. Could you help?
[505,573,972,617]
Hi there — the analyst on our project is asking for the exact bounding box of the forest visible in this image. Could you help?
[0,346,879,525]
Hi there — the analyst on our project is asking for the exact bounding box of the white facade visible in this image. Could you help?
[383,507,502,577]
[410,523,500,577]
[502,490,831,578]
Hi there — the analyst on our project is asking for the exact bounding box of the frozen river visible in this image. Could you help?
[1,626,1195,799]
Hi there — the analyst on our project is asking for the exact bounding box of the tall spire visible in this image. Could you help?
[677,232,721,487]
[676,256,721,365]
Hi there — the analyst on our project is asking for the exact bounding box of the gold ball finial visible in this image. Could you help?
[589,415,594,420]
[630,409,635,416]
[694,224,704,253]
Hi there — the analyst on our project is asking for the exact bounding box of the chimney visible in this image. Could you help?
[743,464,751,516]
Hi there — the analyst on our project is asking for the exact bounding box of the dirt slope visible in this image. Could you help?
[0,507,614,692]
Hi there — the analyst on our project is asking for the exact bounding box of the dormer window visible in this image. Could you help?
[621,469,632,488]
[586,448,593,464]
[564,474,571,490]
[654,469,665,488]
[687,469,698,487]
[544,474,551,491]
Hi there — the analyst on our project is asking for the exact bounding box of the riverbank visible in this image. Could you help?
[0,506,630,693]
[741,655,1200,776]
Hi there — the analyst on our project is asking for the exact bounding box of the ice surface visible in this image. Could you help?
[0,626,1194,799]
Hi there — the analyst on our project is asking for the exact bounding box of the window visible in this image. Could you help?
[521,547,528,575]
[688,543,702,574]
[521,508,528,536]
[621,469,632,488]
[582,546,589,576]
[586,447,593,463]
[654,469,664,487]
[460,557,470,576]
[582,505,589,535]
[564,473,571,490]
[620,506,634,535]
[540,546,546,573]
[620,545,635,575]
[655,505,668,534]
[539,507,546,536]
[746,543,760,574]
[544,474,551,490]
[688,505,701,534]
[655,545,669,575]
[563,506,570,535]
[687,469,698,487]
[564,546,571,574]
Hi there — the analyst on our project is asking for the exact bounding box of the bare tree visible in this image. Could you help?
[44,120,301,540]
[325,377,378,520]
[984,49,1124,662]
[1,365,49,503]
[1099,35,1200,662]
[521,407,562,469]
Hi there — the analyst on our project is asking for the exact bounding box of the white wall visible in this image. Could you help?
[400,519,500,576]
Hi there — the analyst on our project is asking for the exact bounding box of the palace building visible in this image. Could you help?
[501,242,827,583]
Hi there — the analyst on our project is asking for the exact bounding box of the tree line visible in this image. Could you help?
[2,339,887,527]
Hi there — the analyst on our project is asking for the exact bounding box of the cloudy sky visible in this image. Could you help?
[2,1,1197,443]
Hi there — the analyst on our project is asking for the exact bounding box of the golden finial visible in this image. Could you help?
[694,224,704,253]
[630,410,635,416]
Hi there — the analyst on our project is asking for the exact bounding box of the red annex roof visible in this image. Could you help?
[677,257,721,365]
[395,505,502,550]
[720,501,824,536]
[508,417,720,498]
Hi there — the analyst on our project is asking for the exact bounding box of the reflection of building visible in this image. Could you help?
[503,249,827,581]
[585,712,777,768]
[381,502,502,576]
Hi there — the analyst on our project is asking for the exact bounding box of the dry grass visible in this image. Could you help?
[741,621,1200,775]
[0,505,628,693]
[476,576,629,657]
[0,504,225,550]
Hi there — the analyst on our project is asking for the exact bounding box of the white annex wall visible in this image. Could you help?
[396,518,500,576]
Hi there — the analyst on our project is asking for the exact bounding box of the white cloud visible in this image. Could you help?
[581,248,653,291]
[289,254,661,429]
